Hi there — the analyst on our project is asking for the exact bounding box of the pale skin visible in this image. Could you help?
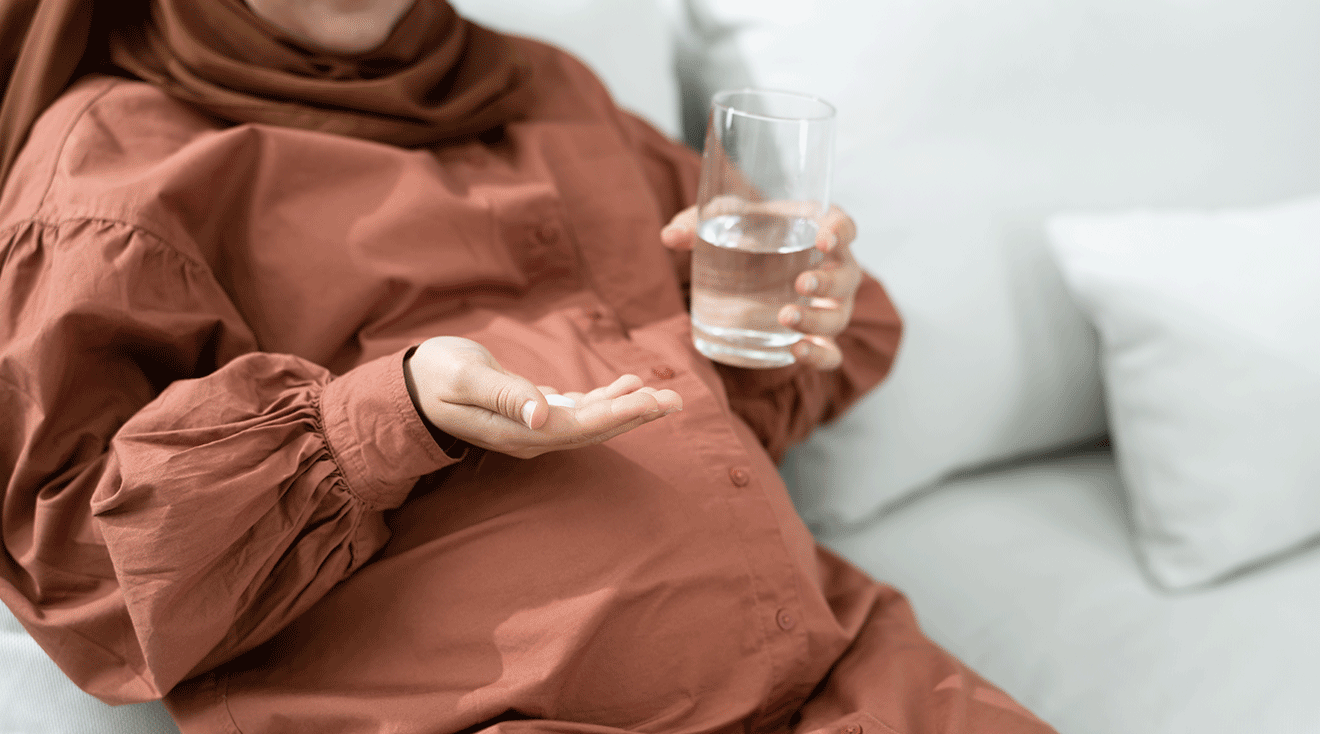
[243,0,417,54]
[243,0,864,457]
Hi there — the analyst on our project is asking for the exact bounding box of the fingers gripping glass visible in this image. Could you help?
[690,89,837,369]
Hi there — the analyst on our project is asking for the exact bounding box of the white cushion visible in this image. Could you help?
[669,0,1320,529]
[0,602,179,733]
[1047,196,1320,589]
[826,452,1320,734]
[451,0,681,138]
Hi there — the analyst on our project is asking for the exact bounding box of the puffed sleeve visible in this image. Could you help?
[0,218,460,704]
[611,109,904,460]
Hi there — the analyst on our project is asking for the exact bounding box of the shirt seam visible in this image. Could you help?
[30,77,124,217]
[1,74,221,272]
[0,214,212,273]
[218,671,244,734]
[859,711,904,734]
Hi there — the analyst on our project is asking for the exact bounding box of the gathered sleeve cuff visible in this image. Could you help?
[319,348,463,511]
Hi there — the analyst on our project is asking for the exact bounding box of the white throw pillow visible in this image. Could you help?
[667,0,1320,529]
[1047,196,1320,589]
[451,0,681,138]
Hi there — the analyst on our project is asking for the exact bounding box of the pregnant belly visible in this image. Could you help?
[212,432,777,734]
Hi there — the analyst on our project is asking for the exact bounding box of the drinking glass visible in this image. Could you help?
[690,89,837,368]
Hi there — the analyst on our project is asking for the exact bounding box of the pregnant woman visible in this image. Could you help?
[0,1,1055,732]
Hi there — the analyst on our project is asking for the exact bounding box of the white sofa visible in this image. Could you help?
[5,1,1320,732]
[670,2,1320,732]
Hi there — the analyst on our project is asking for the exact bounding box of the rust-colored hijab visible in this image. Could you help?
[0,0,531,186]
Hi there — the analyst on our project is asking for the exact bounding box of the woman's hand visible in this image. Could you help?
[404,337,682,459]
[661,203,862,370]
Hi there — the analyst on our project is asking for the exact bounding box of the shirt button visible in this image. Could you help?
[840,725,863,734]
[776,608,797,631]
[651,365,676,380]
[728,467,750,486]
[535,224,559,245]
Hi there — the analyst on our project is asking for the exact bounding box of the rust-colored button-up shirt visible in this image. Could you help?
[1,36,1051,734]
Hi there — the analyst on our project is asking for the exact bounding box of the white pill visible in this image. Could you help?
[545,394,577,408]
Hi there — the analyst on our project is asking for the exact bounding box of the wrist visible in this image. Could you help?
[319,349,460,509]
[403,346,468,458]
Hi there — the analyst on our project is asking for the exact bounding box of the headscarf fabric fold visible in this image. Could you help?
[0,0,95,184]
[0,0,532,186]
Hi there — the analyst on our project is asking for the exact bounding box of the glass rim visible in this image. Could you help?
[710,88,836,122]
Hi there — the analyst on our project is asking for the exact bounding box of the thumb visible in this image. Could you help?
[466,365,550,429]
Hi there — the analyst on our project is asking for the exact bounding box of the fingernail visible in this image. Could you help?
[521,399,537,428]
[801,273,819,294]
[783,307,802,326]
[545,394,576,408]
[820,232,838,252]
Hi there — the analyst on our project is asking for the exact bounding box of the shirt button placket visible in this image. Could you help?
[535,223,559,246]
